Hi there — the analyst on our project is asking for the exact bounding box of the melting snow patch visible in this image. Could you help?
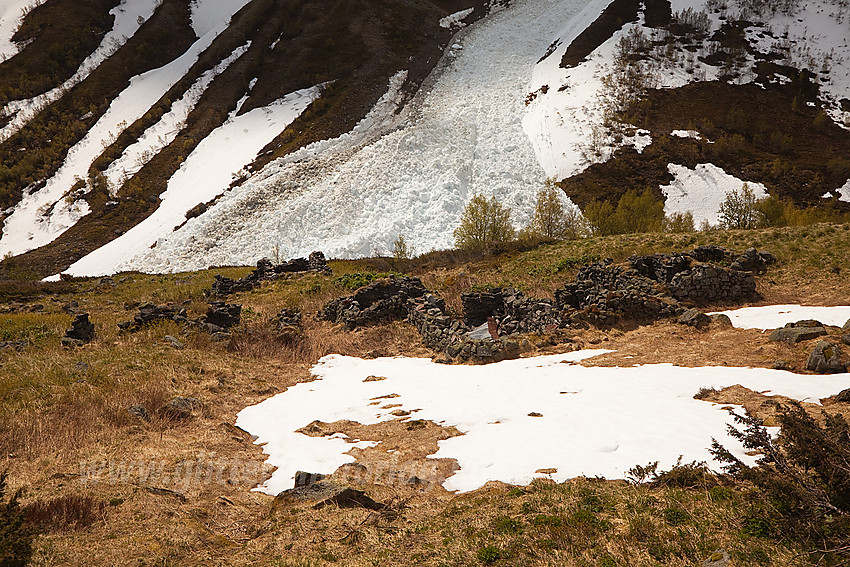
[439,8,474,29]
[660,163,768,226]
[838,179,850,203]
[710,305,850,330]
[0,0,48,59]
[671,130,702,140]
[236,351,848,495]
[63,86,321,277]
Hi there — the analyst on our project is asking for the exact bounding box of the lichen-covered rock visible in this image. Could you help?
[806,341,847,374]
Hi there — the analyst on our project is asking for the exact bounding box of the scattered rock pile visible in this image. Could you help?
[273,308,303,342]
[319,246,774,363]
[554,246,769,322]
[319,276,427,330]
[199,302,241,333]
[118,303,189,331]
[61,313,95,347]
[210,252,331,298]
[118,301,241,336]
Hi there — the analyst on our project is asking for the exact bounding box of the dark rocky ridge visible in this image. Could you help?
[320,246,773,363]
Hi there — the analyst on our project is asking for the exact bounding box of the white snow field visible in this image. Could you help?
[0,0,47,60]
[661,164,769,226]
[102,42,251,190]
[0,0,161,142]
[63,86,321,277]
[98,0,606,275]
[0,6,254,259]
[711,305,850,330]
[236,350,849,495]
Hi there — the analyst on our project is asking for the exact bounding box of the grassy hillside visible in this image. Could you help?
[1,224,849,565]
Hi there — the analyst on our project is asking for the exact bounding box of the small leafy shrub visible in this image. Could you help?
[493,516,521,534]
[525,181,587,239]
[476,545,502,564]
[584,188,665,236]
[717,183,764,229]
[392,234,414,260]
[662,506,689,526]
[454,194,516,251]
[554,254,601,272]
[711,403,850,556]
[742,515,772,538]
[664,211,695,233]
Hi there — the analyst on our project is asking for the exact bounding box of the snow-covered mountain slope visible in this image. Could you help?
[95,0,608,275]
[1,0,849,278]
[0,0,493,277]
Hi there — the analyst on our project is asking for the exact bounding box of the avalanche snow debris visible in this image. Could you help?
[90,0,597,275]
[62,86,321,277]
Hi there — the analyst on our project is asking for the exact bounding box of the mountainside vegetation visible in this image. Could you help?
[1,223,849,565]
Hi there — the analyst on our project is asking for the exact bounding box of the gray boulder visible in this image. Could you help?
[834,388,850,403]
[678,308,711,329]
[806,341,847,374]
[709,313,733,329]
[273,481,382,510]
[164,335,184,349]
[769,326,827,344]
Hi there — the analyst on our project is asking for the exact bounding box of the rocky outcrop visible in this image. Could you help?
[200,302,241,332]
[210,252,332,298]
[273,308,303,342]
[678,308,711,329]
[553,246,767,321]
[61,313,95,346]
[319,276,427,330]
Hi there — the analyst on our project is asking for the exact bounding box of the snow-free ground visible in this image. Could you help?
[236,350,848,495]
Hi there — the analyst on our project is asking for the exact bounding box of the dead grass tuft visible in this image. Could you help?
[25,494,106,533]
